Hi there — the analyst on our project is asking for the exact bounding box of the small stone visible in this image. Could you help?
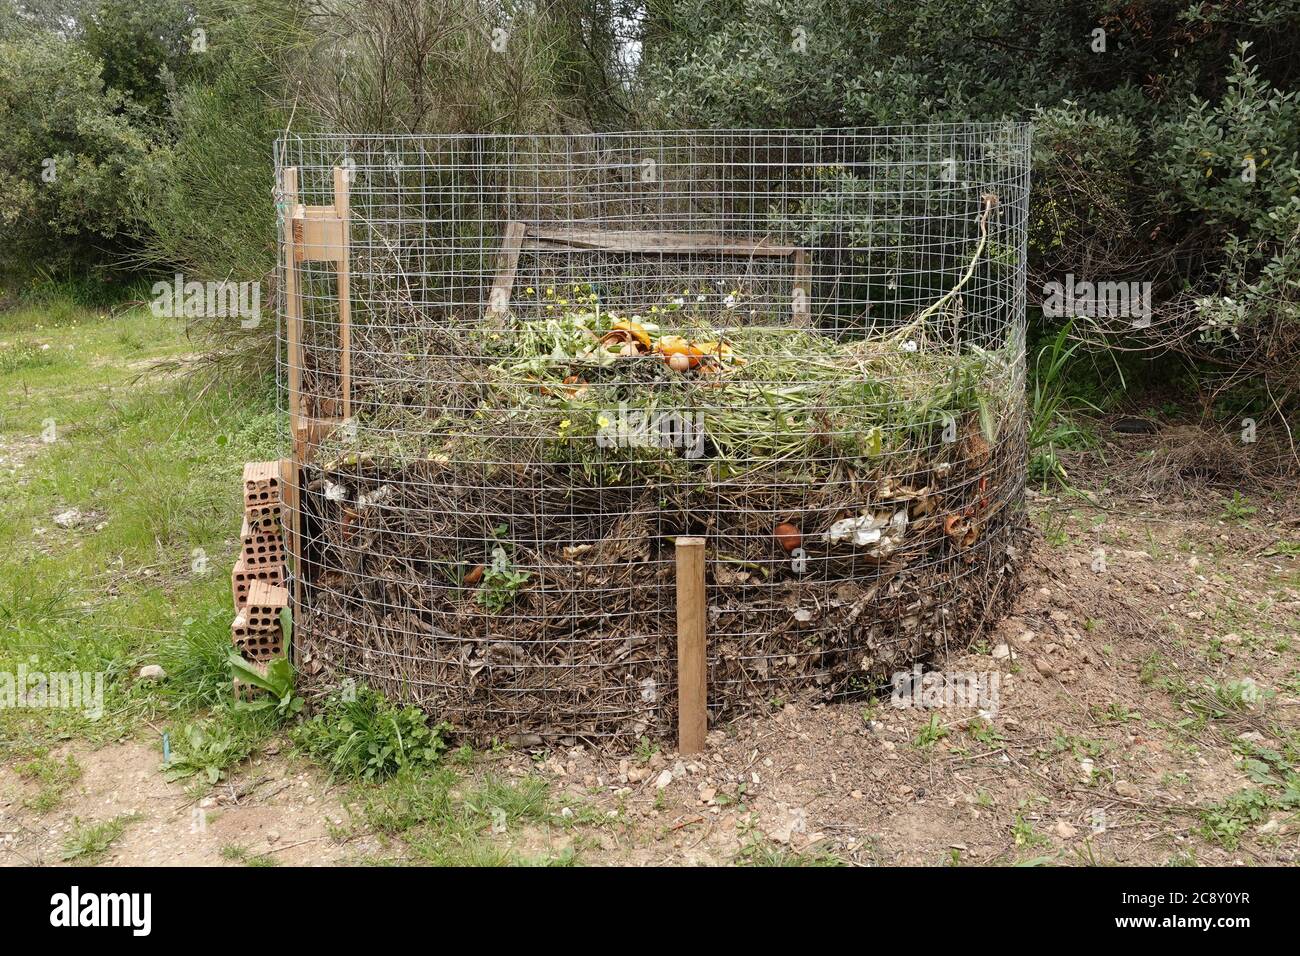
[266,831,280,844]
[1033,657,1056,679]
[1115,780,1139,798]
[53,508,83,528]
[137,664,166,681]
[627,766,649,784]
[992,643,1011,660]
[1054,820,1078,839]
[654,770,673,790]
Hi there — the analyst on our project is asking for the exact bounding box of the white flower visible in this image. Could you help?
[899,340,918,353]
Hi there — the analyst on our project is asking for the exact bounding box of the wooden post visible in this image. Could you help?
[332,166,352,419]
[675,536,707,754]
[279,168,304,625]
[281,167,302,429]
[487,221,527,324]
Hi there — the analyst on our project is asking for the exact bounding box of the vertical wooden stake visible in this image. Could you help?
[332,165,352,420]
[281,167,302,429]
[675,536,707,755]
[279,168,304,624]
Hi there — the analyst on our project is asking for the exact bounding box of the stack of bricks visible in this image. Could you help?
[232,462,290,699]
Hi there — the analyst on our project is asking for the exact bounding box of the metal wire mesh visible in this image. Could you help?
[276,126,1031,744]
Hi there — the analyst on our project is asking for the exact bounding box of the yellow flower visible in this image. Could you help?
[558,419,572,432]
[525,287,535,295]
[597,415,611,428]
[546,286,555,297]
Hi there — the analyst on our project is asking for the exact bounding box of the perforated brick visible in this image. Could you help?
[231,556,284,609]
[240,517,285,569]
[231,610,285,662]
[243,461,283,530]
[244,579,289,631]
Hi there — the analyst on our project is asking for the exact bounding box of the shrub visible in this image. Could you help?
[0,33,157,276]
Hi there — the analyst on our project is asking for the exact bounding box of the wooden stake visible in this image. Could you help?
[281,167,302,428]
[487,221,526,324]
[279,168,303,627]
[333,166,352,419]
[675,536,707,754]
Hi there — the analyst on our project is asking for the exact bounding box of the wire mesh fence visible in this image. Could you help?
[276,125,1031,744]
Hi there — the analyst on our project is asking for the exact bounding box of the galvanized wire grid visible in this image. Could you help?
[277,126,1031,744]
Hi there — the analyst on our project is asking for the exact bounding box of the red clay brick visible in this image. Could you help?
[243,461,283,530]
[231,610,285,662]
[240,517,285,569]
[231,556,284,609]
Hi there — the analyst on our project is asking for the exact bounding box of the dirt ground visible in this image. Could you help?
[3,484,1298,866]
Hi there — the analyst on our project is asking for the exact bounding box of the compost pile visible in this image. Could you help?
[295,291,1026,744]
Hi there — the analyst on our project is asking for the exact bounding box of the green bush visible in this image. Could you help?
[1154,44,1300,384]
[0,32,157,276]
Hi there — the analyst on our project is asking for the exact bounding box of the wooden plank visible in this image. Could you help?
[292,208,345,263]
[526,226,795,257]
[792,248,811,326]
[675,536,708,755]
[488,221,527,321]
[294,416,343,462]
[333,167,352,419]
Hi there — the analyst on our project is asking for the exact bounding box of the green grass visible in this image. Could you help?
[0,295,629,867]
[15,751,82,812]
[0,300,280,750]
[735,839,846,867]
[219,843,281,867]
[357,766,563,865]
[60,812,141,861]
